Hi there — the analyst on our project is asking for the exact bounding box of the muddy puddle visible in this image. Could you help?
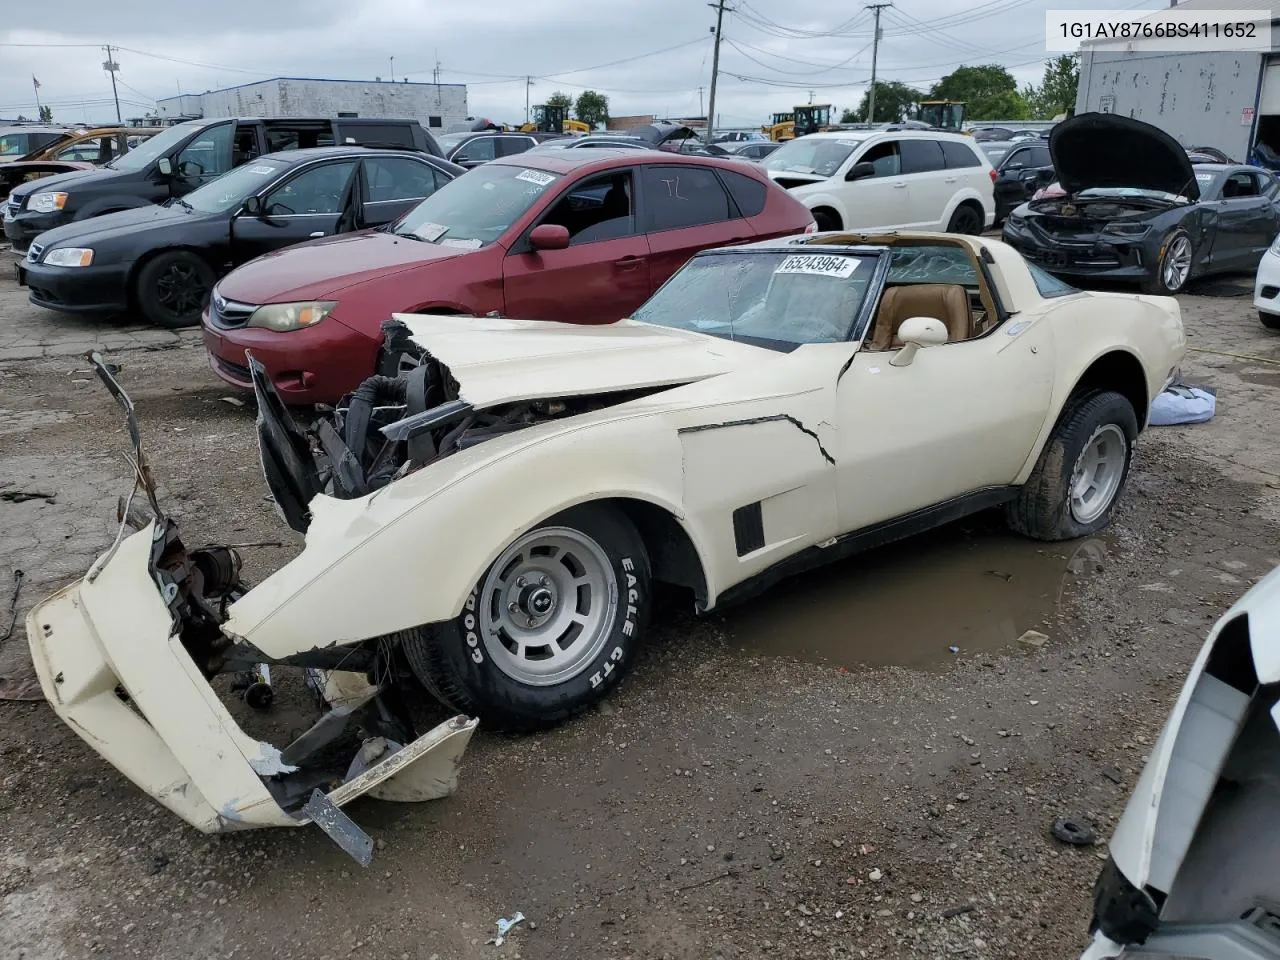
[717,521,1107,670]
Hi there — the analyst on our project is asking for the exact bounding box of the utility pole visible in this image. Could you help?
[389,56,395,82]
[31,75,42,117]
[525,76,534,124]
[865,4,891,123]
[102,44,122,122]
[705,0,731,143]
[808,90,814,104]
[699,86,704,116]
[433,51,441,105]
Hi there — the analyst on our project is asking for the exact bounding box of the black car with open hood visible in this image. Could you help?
[1002,112,1280,295]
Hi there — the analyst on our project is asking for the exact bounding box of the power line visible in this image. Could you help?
[726,37,873,75]
[706,0,730,141]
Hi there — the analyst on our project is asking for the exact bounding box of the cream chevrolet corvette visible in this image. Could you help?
[28,232,1184,849]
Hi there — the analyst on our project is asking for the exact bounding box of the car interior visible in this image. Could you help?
[1220,171,1262,198]
[538,172,634,243]
[808,235,1003,350]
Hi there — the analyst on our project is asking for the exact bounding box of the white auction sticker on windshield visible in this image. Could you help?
[774,254,859,279]
[514,169,556,187]
[441,237,483,250]
[246,165,275,175]
[413,222,448,242]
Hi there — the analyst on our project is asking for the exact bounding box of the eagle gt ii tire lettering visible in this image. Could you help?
[403,503,650,731]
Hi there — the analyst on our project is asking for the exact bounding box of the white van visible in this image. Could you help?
[762,130,996,234]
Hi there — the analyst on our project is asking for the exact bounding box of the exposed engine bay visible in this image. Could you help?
[255,319,671,535]
[1028,195,1183,221]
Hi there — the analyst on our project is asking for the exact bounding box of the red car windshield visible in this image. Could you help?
[393,163,563,247]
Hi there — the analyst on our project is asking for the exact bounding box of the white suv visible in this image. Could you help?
[761,130,996,234]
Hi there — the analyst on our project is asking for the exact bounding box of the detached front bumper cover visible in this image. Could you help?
[25,353,479,864]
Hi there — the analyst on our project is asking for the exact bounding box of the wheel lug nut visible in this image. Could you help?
[516,576,528,587]
[507,602,518,613]
[540,576,550,587]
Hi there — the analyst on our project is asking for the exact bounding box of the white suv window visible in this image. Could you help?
[900,140,946,175]
[859,140,901,177]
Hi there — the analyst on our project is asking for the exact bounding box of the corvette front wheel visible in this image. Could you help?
[403,503,650,732]
[1006,391,1138,541]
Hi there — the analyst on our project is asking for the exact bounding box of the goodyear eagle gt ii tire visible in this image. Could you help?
[1006,390,1138,541]
[404,503,650,731]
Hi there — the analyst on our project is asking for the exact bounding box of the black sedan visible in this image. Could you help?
[18,146,462,327]
[986,139,1054,223]
[1002,112,1280,295]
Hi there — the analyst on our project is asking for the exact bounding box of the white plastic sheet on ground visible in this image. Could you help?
[1149,385,1216,426]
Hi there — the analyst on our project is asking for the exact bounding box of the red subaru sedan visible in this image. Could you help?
[203,150,816,404]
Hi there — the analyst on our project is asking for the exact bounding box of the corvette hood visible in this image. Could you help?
[394,312,772,409]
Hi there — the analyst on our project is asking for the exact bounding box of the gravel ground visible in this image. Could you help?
[1,267,1278,960]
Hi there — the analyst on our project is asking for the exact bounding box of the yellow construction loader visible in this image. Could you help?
[520,104,591,135]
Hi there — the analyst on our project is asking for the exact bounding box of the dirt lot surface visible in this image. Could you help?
[1,262,1278,960]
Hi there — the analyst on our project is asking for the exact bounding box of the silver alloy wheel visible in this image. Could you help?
[478,526,618,686]
[1162,235,1192,291]
[1068,423,1128,524]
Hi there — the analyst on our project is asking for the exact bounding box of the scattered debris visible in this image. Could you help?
[1017,630,1049,649]
[675,868,736,893]
[219,396,246,407]
[942,903,976,919]
[488,912,526,946]
[868,868,883,881]
[0,569,24,643]
[148,854,169,875]
[1101,767,1124,785]
[985,570,1013,582]
[1051,817,1097,846]
[1,490,55,504]
[1149,384,1216,426]
[948,645,960,654]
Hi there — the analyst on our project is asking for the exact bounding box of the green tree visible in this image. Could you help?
[930,64,1029,121]
[545,91,573,109]
[38,105,52,122]
[1024,54,1079,119]
[574,90,609,128]
[842,81,921,123]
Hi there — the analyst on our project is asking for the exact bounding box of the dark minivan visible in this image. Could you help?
[4,116,441,257]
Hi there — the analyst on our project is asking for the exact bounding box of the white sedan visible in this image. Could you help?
[27,232,1185,849]
[1253,232,1280,331]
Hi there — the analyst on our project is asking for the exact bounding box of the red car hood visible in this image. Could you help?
[216,230,474,304]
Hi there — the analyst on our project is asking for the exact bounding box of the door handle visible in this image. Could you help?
[892,182,908,189]
[944,177,958,184]
[614,255,645,269]
[309,231,326,237]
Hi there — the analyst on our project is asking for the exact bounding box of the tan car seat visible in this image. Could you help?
[868,283,972,350]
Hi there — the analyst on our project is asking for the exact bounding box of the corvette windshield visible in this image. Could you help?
[394,163,561,246]
[633,250,877,350]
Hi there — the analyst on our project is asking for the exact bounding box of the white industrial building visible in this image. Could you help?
[1075,0,1280,162]
[156,77,469,131]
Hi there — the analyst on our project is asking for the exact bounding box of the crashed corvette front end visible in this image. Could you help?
[26,357,477,862]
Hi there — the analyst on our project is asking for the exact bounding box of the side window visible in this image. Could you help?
[717,168,767,217]
[641,165,733,231]
[455,138,496,163]
[428,115,443,128]
[940,140,980,169]
[432,167,455,191]
[859,141,901,177]
[363,157,439,203]
[1004,148,1031,170]
[264,160,357,215]
[1031,146,1052,167]
[539,171,637,244]
[175,122,234,179]
[498,136,535,157]
[233,124,260,167]
[340,124,413,148]
[1224,171,1261,198]
[899,140,945,175]
[1027,262,1078,297]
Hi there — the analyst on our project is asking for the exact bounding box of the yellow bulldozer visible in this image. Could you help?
[520,103,591,135]
[916,100,967,133]
[762,111,795,142]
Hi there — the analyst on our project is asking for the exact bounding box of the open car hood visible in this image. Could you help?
[392,312,769,409]
[1050,112,1199,201]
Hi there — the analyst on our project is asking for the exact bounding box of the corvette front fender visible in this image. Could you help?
[224,412,713,660]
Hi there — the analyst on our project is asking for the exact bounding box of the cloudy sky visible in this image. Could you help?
[2,0,1163,127]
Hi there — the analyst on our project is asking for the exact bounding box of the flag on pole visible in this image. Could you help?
[32,75,40,90]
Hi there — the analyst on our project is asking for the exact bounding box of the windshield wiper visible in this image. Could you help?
[173,197,194,212]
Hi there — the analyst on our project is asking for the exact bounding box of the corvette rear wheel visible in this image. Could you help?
[403,503,650,732]
[1006,391,1138,541]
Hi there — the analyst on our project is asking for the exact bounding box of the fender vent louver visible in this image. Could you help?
[732,502,765,557]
